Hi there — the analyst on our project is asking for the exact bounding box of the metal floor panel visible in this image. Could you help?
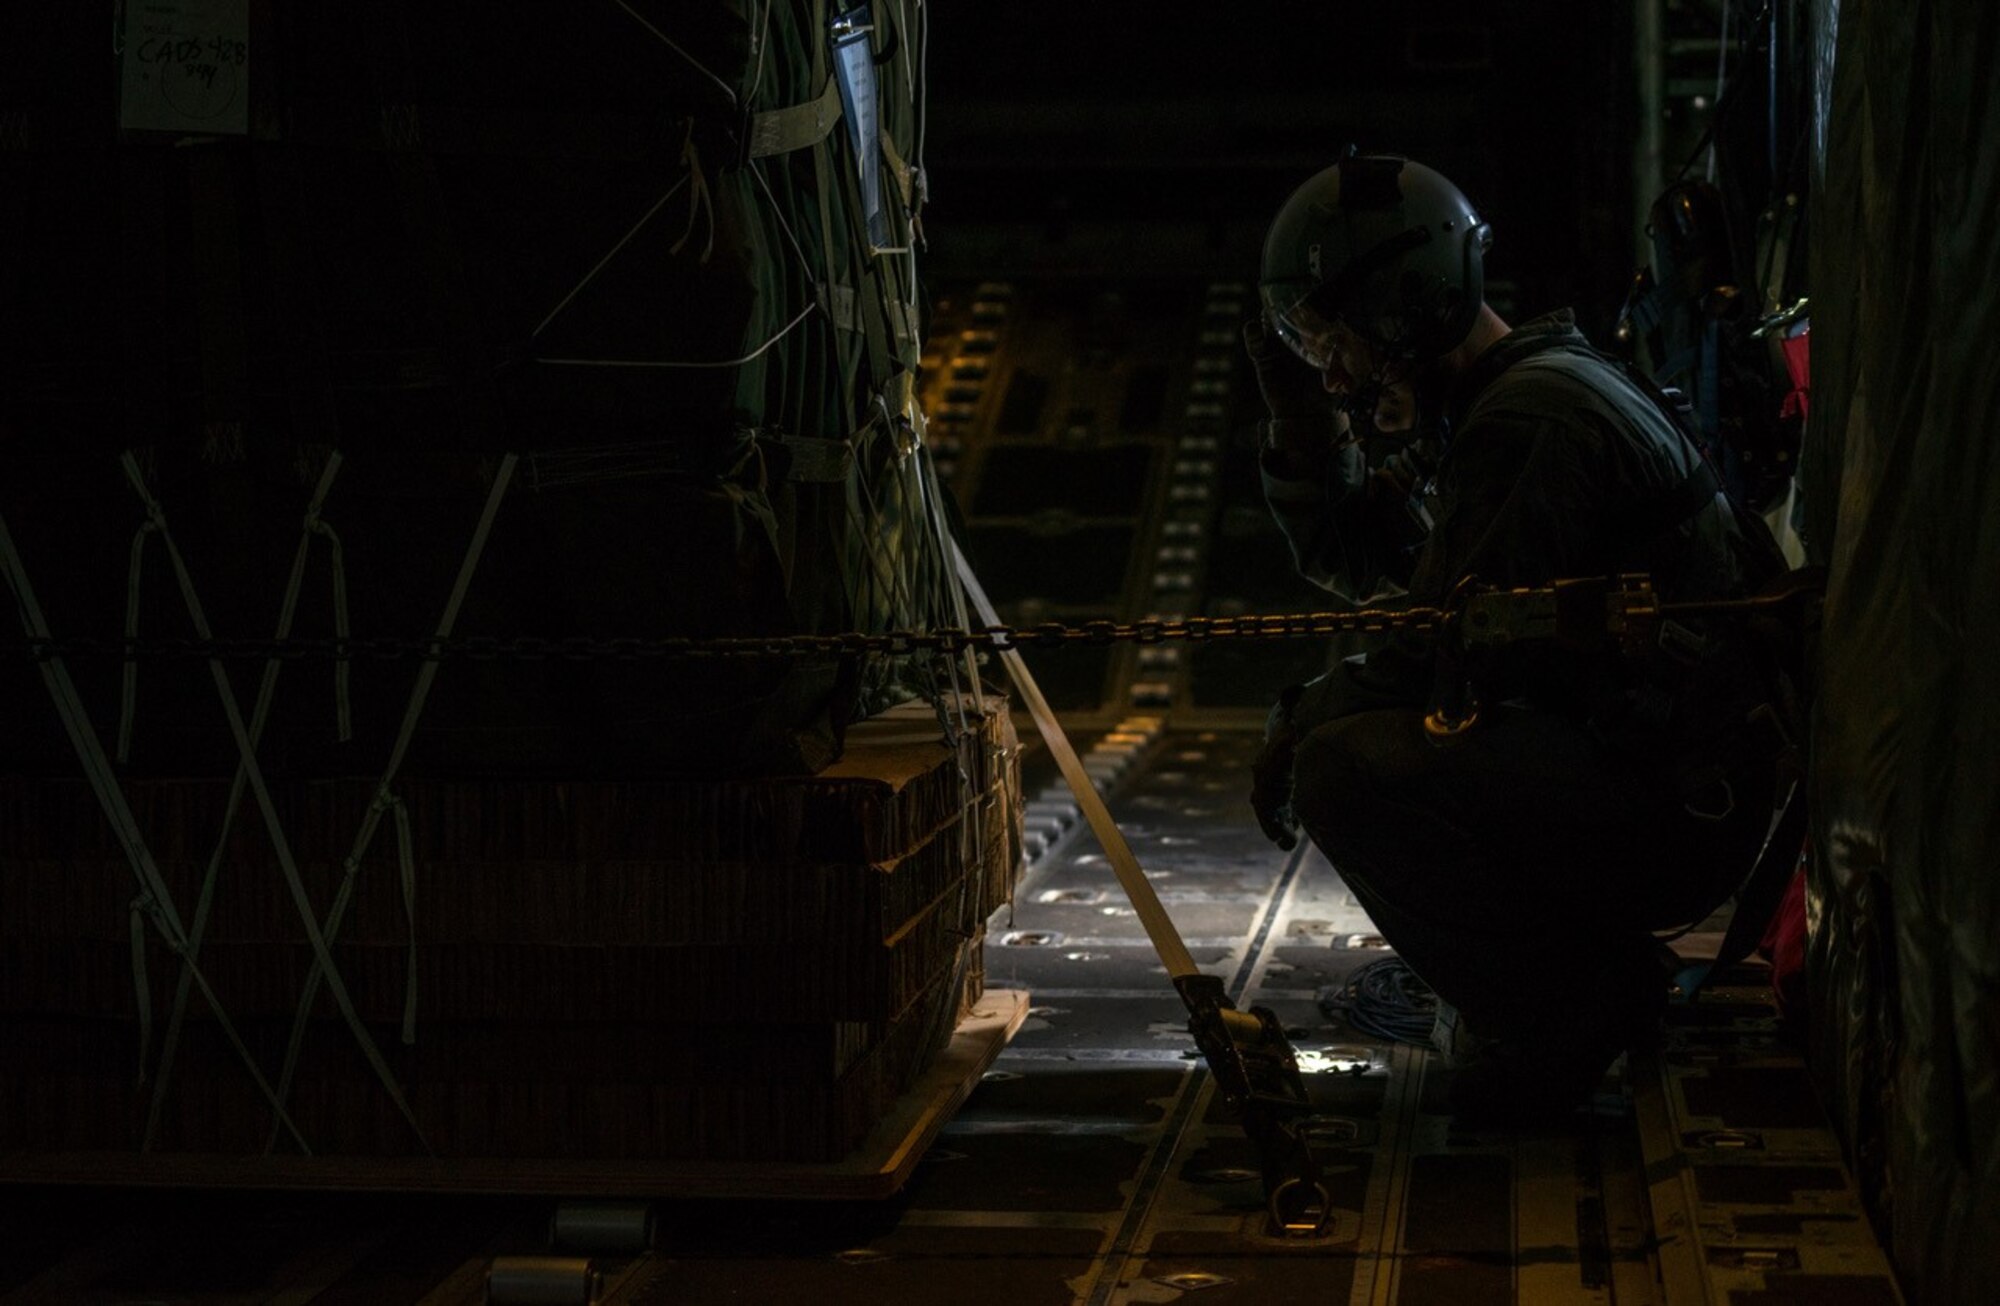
[1630,981,1905,1305]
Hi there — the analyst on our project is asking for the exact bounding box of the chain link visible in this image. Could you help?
[2,604,1447,663]
[2,571,1816,666]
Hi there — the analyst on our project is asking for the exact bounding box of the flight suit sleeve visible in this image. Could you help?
[1257,434,1421,604]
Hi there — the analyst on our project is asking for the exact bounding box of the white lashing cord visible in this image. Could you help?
[143,449,349,1149]
[116,517,158,764]
[116,452,434,1154]
[128,891,151,1079]
[120,469,352,760]
[610,0,740,107]
[0,497,313,1152]
[745,0,773,107]
[530,173,693,341]
[394,795,419,1045]
[535,301,816,370]
[308,511,353,741]
[265,453,518,1150]
[953,542,1196,979]
[668,129,715,263]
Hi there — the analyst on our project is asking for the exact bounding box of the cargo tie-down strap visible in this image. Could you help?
[951,549,1196,979]
[746,76,845,160]
[953,542,1331,1235]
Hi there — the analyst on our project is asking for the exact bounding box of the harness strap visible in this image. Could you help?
[1675,780,1809,1000]
[1607,459,1723,556]
[1462,348,1728,560]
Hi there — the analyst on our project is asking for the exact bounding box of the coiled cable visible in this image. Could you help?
[1317,956,1438,1047]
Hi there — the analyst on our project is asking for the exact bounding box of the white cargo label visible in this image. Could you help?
[119,0,250,135]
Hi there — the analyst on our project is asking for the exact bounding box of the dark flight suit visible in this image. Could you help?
[1259,310,1782,1073]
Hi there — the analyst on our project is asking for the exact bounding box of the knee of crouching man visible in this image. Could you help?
[1288,719,1380,832]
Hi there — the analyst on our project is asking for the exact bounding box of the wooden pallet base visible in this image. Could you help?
[0,990,1028,1202]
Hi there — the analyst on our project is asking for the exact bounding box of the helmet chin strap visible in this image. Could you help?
[1407,364,1454,450]
[1337,374,1386,426]
[1347,355,1453,450]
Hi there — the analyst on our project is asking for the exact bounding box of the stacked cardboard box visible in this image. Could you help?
[0,694,1022,1163]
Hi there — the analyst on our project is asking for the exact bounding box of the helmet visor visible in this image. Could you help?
[1264,292,1344,374]
[1266,296,1344,373]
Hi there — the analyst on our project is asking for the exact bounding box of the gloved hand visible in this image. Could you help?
[1243,315,1332,422]
[1240,316,1352,478]
[1365,442,1440,552]
[1368,445,1433,501]
[1250,689,1304,851]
